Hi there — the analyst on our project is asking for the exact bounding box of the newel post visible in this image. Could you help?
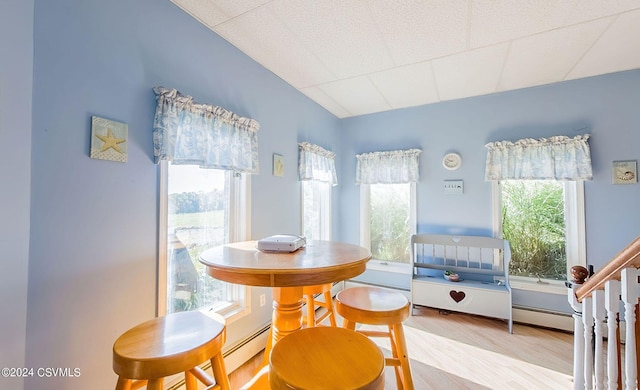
[568,265,589,390]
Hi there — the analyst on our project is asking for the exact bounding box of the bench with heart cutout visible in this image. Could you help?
[410,234,513,333]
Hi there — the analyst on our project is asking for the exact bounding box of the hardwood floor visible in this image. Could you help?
[229,306,574,389]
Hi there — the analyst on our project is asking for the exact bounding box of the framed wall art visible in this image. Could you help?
[612,160,637,184]
[90,116,128,163]
[273,153,284,177]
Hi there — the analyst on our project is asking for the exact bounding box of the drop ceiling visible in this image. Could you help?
[171,0,640,118]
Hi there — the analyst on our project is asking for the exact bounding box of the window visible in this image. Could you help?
[356,149,421,266]
[485,135,591,292]
[298,142,337,241]
[494,180,586,288]
[301,180,331,240]
[360,182,416,263]
[159,163,250,317]
[152,87,260,318]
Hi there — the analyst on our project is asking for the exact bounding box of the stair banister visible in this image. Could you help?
[574,238,640,303]
[568,236,640,390]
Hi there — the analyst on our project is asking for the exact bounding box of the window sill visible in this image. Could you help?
[201,301,250,324]
[367,260,412,274]
[509,277,567,295]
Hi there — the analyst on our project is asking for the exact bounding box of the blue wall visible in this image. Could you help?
[24,0,340,388]
[338,70,640,310]
[0,2,33,389]
[3,0,639,389]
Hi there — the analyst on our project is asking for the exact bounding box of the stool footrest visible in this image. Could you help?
[190,366,216,386]
[358,330,391,338]
[385,358,401,367]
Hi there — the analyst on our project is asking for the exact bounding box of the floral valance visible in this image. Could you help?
[298,142,338,186]
[485,135,592,181]
[152,87,260,174]
[356,149,421,184]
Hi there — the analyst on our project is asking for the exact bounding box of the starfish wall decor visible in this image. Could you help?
[90,116,128,163]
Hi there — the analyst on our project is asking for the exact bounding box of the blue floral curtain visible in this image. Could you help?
[153,87,260,173]
[298,142,338,186]
[356,149,421,184]
[485,135,592,181]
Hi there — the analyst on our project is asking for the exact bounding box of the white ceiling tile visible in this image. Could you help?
[369,62,440,109]
[562,0,640,26]
[433,44,509,102]
[470,0,576,48]
[213,5,336,88]
[299,86,351,118]
[318,77,392,117]
[179,1,640,117]
[171,0,271,28]
[500,17,612,91]
[268,0,394,79]
[568,9,640,80]
[368,0,469,65]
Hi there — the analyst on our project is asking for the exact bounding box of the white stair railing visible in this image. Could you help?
[568,236,640,390]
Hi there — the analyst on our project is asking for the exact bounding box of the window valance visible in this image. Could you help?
[153,87,260,174]
[356,149,421,184]
[485,134,592,181]
[298,142,338,186]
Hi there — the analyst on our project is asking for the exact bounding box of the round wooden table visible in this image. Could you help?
[199,240,371,359]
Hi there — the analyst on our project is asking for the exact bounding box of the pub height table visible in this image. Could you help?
[199,239,372,387]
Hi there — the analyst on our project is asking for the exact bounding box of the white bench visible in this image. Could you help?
[410,234,513,333]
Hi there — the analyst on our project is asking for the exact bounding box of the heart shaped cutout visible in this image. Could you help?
[451,237,461,243]
[449,290,466,303]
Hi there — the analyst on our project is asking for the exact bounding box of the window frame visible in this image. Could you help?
[491,180,586,295]
[158,162,251,321]
[359,182,417,268]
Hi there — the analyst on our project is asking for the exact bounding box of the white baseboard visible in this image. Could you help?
[513,307,573,332]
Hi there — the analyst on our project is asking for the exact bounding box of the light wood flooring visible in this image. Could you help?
[229,306,574,389]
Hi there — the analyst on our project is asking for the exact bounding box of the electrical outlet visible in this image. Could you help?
[260,294,266,307]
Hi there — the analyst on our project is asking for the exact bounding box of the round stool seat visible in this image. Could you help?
[336,286,410,325]
[269,327,385,390]
[113,310,230,390]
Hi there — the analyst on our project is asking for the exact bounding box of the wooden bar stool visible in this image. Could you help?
[269,326,385,390]
[303,283,337,327]
[336,286,414,390]
[112,310,231,390]
[261,283,338,368]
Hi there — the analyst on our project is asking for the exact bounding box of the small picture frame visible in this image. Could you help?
[90,116,128,163]
[612,160,637,184]
[272,153,284,177]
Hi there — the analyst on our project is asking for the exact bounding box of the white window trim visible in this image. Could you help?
[359,182,416,272]
[491,180,586,294]
[324,184,332,240]
[157,162,251,322]
[224,171,252,322]
[158,162,169,316]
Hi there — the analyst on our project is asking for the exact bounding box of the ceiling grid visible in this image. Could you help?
[171,0,640,118]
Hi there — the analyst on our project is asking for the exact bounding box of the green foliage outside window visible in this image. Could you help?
[369,184,410,263]
[501,180,567,281]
